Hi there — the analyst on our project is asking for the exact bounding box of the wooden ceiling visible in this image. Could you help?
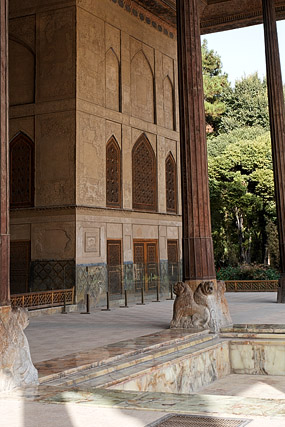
[135,0,285,33]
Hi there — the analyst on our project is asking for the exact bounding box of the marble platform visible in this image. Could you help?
[35,329,208,382]
[36,325,285,396]
[2,324,285,426]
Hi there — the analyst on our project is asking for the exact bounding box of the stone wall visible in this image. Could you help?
[9,0,182,304]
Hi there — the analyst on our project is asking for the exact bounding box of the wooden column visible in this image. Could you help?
[176,0,216,281]
[0,0,10,306]
[262,0,285,303]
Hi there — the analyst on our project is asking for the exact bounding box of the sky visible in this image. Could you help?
[203,21,285,85]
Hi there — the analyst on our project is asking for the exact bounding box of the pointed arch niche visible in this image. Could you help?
[165,152,177,213]
[9,38,35,106]
[106,136,122,208]
[132,134,157,212]
[105,47,120,112]
[10,132,35,208]
[131,50,155,123]
[163,75,175,130]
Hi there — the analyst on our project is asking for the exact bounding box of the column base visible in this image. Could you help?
[0,306,38,392]
[277,276,285,303]
[170,279,232,331]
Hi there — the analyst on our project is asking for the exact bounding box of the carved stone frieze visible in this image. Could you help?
[0,306,38,392]
[114,0,285,35]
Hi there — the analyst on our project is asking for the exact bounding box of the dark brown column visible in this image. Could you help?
[262,0,285,303]
[176,0,216,281]
[0,0,10,306]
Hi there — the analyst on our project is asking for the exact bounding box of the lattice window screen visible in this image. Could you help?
[10,133,34,208]
[106,136,121,208]
[167,240,178,263]
[134,243,144,264]
[166,152,177,213]
[132,134,157,211]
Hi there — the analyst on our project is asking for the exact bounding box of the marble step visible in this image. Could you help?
[43,334,221,388]
[89,336,224,390]
[221,323,285,339]
[37,329,210,383]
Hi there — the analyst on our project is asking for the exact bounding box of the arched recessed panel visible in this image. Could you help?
[163,76,175,130]
[9,39,35,106]
[166,152,177,213]
[131,50,154,123]
[10,133,34,208]
[106,48,120,111]
[106,136,121,208]
[132,135,157,212]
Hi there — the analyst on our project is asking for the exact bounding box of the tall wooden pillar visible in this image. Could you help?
[262,0,285,303]
[176,0,216,281]
[0,0,10,307]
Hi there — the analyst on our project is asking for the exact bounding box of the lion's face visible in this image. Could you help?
[173,281,187,296]
[200,281,214,296]
[12,307,29,329]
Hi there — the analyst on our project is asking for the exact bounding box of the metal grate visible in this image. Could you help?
[147,414,251,427]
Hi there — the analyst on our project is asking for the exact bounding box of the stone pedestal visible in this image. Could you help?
[0,306,38,392]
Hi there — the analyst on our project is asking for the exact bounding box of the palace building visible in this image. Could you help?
[9,0,183,307]
[1,0,285,391]
[8,0,285,309]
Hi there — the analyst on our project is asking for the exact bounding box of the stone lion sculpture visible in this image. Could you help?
[170,281,214,329]
[0,307,38,392]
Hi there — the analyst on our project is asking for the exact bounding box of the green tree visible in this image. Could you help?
[220,73,270,133]
[202,40,230,134]
[208,130,276,267]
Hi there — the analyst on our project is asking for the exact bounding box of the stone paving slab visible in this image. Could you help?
[1,398,284,427]
[9,387,285,419]
[3,292,285,427]
[26,292,285,364]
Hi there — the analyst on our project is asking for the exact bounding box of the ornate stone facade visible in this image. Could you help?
[9,0,182,305]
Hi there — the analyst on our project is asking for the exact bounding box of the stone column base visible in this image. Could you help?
[0,306,38,392]
[170,279,232,331]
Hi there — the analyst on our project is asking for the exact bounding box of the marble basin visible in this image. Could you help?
[106,325,285,394]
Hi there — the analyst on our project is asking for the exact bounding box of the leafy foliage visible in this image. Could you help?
[202,40,230,134]
[201,43,281,274]
[217,265,280,281]
[219,73,270,132]
[208,130,277,267]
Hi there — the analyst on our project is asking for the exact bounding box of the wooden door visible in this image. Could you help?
[134,240,158,291]
[10,241,30,294]
[133,242,145,291]
[146,242,158,290]
[107,240,122,295]
[167,240,179,284]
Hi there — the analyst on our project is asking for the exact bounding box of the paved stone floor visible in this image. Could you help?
[26,292,285,363]
[2,292,285,427]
